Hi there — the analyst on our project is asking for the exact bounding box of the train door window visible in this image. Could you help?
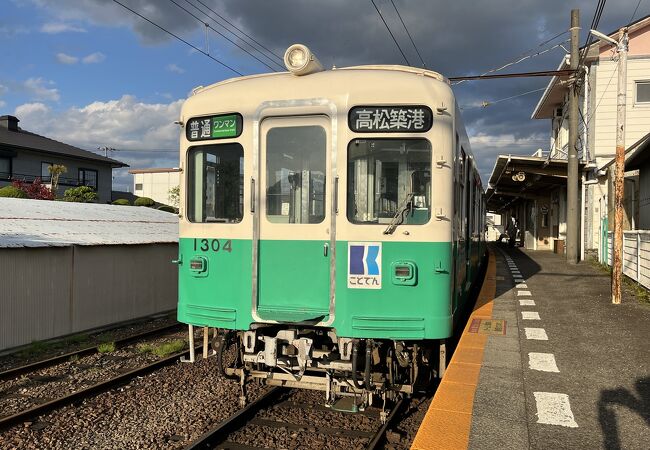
[265,125,326,224]
[187,143,244,223]
[459,148,467,236]
[347,139,431,224]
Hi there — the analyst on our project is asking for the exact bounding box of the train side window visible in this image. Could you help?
[187,143,244,223]
[347,138,431,225]
[265,125,326,224]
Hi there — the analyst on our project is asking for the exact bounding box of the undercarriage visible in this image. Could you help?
[212,326,446,418]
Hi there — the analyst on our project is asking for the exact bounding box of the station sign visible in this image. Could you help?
[186,113,243,141]
[349,105,433,133]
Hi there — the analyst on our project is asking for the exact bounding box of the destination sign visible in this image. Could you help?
[349,106,432,133]
[186,113,243,141]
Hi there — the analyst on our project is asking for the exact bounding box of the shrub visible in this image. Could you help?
[157,205,176,213]
[112,198,130,206]
[0,185,28,198]
[63,186,98,203]
[134,196,155,207]
[11,178,54,200]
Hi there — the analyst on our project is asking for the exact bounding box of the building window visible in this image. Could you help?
[135,183,143,191]
[79,168,98,189]
[0,157,11,180]
[41,162,53,182]
[187,143,244,223]
[636,81,650,103]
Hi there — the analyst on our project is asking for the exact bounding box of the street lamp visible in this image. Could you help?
[591,27,629,304]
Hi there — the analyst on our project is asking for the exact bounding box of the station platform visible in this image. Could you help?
[412,244,650,450]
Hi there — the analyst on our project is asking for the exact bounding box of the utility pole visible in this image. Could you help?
[612,27,629,304]
[567,9,580,264]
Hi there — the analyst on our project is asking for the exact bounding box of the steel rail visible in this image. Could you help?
[184,387,284,450]
[0,323,182,381]
[365,397,406,450]
[0,344,202,430]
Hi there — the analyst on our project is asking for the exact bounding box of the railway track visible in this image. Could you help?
[0,322,182,381]
[0,324,200,431]
[185,388,406,450]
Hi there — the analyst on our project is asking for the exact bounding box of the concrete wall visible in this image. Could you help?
[0,243,178,351]
[0,149,114,203]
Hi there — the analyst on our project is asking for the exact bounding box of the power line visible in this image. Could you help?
[189,0,284,63]
[453,35,569,85]
[110,0,243,75]
[166,0,278,71]
[630,0,644,22]
[449,69,574,81]
[370,0,411,65]
[389,0,426,67]
[460,86,548,109]
[578,0,608,70]
[184,0,284,70]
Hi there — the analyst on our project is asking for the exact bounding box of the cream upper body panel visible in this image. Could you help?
[179,66,463,242]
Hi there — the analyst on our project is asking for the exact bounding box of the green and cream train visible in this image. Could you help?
[176,45,486,408]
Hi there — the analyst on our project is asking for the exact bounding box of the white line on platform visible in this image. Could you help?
[516,283,528,289]
[522,311,541,320]
[519,299,536,306]
[525,328,548,340]
[533,392,578,427]
[514,279,525,284]
[528,353,559,373]
[517,290,532,296]
[511,270,521,275]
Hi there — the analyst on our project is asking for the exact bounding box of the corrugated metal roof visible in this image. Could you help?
[0,198,178,248]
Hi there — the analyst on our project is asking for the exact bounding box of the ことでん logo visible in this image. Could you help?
[348,243,382,289]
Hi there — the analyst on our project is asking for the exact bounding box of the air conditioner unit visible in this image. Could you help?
[554,107,563,119]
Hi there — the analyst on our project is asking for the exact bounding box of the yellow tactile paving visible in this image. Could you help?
[411,251,497,450]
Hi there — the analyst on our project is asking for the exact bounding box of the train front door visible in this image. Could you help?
[255,115,333,323]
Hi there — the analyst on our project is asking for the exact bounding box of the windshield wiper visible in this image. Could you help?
[383,193,414,235]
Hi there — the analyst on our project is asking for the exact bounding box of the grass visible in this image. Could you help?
[97,342,116,353]
[136,339,185,358]
[588,256,650,305]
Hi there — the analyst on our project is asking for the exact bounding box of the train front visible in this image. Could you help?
[176,45,459,409]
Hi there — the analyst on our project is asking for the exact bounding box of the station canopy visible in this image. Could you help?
[485,155,585,212]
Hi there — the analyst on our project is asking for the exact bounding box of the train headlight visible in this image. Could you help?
[283,44,324,76]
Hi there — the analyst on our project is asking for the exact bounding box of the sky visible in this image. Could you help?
[1,0,647,191]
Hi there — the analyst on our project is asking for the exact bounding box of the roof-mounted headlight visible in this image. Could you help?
[283,44,323,76]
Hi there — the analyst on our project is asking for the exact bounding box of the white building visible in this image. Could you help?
[129,167,181,206]
[530,15,650,256]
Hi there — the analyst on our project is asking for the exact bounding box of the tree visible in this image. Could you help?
[63,186,98,203]
[47,164,67,196]
[168,185,180,209]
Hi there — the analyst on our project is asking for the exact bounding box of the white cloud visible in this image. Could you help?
[166,63,185,74]
[0,84,7,96]
[14,95,183,151]
[14,102,50,117]
[23,78,60,102]
[56,52,79,65]
[82,52,106,64]
[40,22,86,34]
[0,100,6,109]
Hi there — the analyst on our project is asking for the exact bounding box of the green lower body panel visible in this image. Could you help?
[177,238,463,340]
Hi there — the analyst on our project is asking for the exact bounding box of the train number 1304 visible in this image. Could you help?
[193,238,232,253]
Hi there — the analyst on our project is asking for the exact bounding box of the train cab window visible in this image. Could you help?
[347,139,431,225]
[265,125,327,224]
[187,143,244,223]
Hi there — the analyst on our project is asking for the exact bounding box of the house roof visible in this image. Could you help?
[0,116,127,168]
[0,198,178,248]
[598,131,650,171]
[531,14,650,119]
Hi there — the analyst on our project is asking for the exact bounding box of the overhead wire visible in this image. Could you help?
[453,31,569,85]
[183,0,284,70]
[388,0,426,67]
[166,0,278,71]
[370,0,411,65]
[460,86,548,110]
[110,0,243,75]
[630,0,644,22]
